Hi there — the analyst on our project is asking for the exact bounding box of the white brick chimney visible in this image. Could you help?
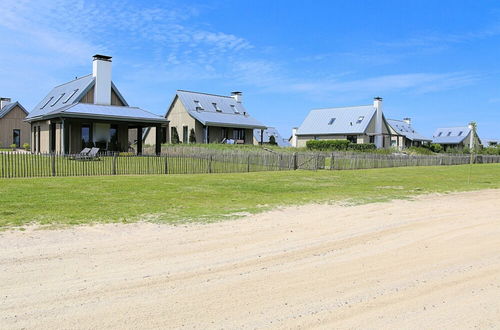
[291,127,298,147]
[0,97,12,109]
[92,54,112,105]
[231,91,242,103]
[403,117,411,125]
[373,97,383,148]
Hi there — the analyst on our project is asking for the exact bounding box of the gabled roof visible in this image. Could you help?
[432,126,471,144]
[387,119,431,142]
[172,90,266,129]
[296,105,375,135]
[26,74,128,120]
[0,101,29,118]
[253,127,291,147]
[32,103,167,123]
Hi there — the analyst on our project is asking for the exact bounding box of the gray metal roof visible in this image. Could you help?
[432,126,471,144]
[175,90,266,129]
[296,105,375,135]
[387,119,431,142]
[35,103,167,123]
[253,127,291,147]
[26,74,128,120]
[0,101,28,118]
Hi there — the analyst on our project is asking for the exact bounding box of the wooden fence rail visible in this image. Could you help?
[0,150,498,178]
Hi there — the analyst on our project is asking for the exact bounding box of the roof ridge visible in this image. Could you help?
[311,104,373,111]
[52,74,93,89]
[177,89,233,99]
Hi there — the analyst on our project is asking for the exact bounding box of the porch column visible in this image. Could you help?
[137,126,143,155]
[155,124,162,155]
[260,129,264,145]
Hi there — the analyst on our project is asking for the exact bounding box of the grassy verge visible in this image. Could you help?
[0,164,499,228]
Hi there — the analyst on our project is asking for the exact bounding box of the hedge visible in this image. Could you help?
[306,139,376,151]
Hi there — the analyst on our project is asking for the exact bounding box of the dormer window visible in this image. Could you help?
[230,104,239,114]
[328,118,336,125]
[194,100,204,111]
[356,116,364,124]
[212,103,222,112]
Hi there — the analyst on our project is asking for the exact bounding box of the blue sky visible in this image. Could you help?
[1,0,499,139]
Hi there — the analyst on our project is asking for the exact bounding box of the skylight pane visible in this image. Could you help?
[437,132,442,137]
[458,131,463,136]
[213,103,222,112]
[447,132,452,136]
[63,89,79,104]
[356,116,364,124]
[51,93,65,106]
[41,96,54,109]
[328,118,336,125]
[231,104,239,113]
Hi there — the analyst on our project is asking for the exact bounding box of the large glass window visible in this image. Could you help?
[81,124,91,148]
[233,128,245,141]
[346,135,357,143]
[109,125,118,150]
[13,129,20,147]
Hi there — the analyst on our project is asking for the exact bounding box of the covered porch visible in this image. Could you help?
[201,125,259,145]
[47,117,168,155]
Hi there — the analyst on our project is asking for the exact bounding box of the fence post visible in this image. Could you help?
[51,153,56,177]
[209,155,213,173]
[330,153,334,170]
[293,152,298,170]
[247,154,250,172]
[164,153,169,174]
[112,152,117,175]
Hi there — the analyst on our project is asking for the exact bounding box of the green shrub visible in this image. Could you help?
[407,146,434,155]
[429,143,443,153]
[306,139,350,151]
[348,143,376,151]
[479,147,500,155]
[23,143,30,151]
[9,143,17,149]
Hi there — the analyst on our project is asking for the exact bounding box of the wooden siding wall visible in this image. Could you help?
[0,105,30,148]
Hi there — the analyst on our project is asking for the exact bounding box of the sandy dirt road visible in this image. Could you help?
[1,190,500,329]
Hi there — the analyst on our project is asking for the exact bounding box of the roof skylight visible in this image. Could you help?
[437,132,442,137]
[63,89,79,104]
[212,103,222,112]
[328,118,336,125]
[230,104,239,114]
[40,96,54,109]
[194,100,204,111]
[447,132,452,136]
[458,131,463,136]
[51,93,65,106]
[356,116,364,124]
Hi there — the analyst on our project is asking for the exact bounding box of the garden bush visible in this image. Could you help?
[429,143,443,153]
[23,143,30,151]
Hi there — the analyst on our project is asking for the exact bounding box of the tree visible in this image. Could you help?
[171,127,180,144]
[268,135,277,145]
[189,128,196,144]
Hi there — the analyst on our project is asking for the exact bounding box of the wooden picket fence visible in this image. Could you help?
[0,148,498,178]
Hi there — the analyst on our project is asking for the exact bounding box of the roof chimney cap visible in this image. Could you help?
[374,96,383,101]
[93,54,112,62]
[231,91,243,103]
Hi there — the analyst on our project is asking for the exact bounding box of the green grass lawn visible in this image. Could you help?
[0,164,499,228]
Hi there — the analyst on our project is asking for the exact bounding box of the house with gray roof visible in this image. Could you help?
[253,127,291,147]
[0,98,30,148]
[387,118,431,149]
[432,126,481,150]
[156,90,266,145]
[292,97,392,148]
[25,55,168,154]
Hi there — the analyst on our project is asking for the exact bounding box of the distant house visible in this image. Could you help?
[483,139,499,147]
[253,127,291,147]
[152,90,266,145]
[292,97,392,148]
[25,55,168,154]
[432,126,481,150]
[387,118,431,149]
[0,98,30,148]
